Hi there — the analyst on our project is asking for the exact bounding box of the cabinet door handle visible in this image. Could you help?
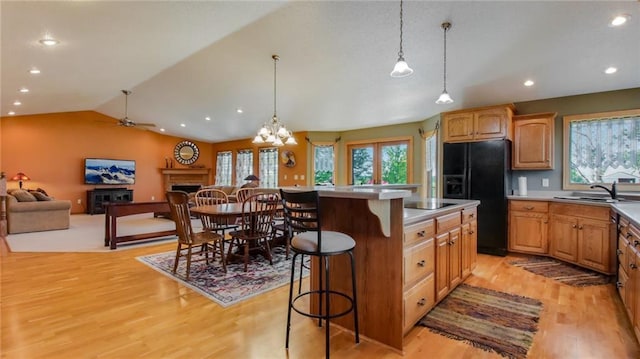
[578,225,583,230]
[524,206,534,210]
[617,249,623,256]
[630,263,638,270]
[418,298,426,306]
[616,281,624,288]
[634,240,640,247]
[572,224,577,228]
[468,230,475,234]
[417,259,426,267]
[449,239,456,245]
[627,233,633,239]
[469,213,475,218]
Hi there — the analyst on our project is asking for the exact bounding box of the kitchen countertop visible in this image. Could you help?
[403,198,480,225]
[507,193,640,228]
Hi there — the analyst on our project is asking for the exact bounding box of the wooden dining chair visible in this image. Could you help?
[166,191,226,280]
[227,193,279,272]
[235,187,259,203]
[194,188,238,239]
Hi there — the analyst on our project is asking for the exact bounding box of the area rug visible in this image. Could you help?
[419,284,542,359]
[509,256,612,287]
[137,246,308,307]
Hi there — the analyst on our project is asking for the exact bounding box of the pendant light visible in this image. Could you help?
[436,21,454,104]
[390,0,413,77]
[253,55,297,146]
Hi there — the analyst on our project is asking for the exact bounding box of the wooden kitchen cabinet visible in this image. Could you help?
[512,112,556,170]
[442,104,515,143]
[402,219,435,333]
[549,203,614,274]
[509,200,549,254]
[616,213,640,343]
[435,211,462,302]
[461,206,477,277]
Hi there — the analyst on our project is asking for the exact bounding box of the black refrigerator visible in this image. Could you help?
[443,139,512,256]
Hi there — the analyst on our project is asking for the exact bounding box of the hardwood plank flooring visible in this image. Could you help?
[1,243,639,358]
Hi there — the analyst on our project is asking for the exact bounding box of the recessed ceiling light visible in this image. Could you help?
[8,111,16,116]
[160,128,165,132]
[524,80,535,87]
[19,88,29,93]
[236,108,243,114]
[39,38,59,46]
[604,67,617,74]
[29,68,41,74]
[13,100,22,106]
[610,14,631,27]
[180,123,186,127]
[205,116,211,121]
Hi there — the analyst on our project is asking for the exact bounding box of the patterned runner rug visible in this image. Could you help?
[419,284,542,359]
[137,246,308,307]
[509,256,612,287]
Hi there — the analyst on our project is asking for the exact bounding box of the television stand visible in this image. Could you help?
[87,188,133,215]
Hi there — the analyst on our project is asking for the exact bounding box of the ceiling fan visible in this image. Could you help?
[117,90,155,128]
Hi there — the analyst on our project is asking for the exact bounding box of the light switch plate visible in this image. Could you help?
[542,178,549,187]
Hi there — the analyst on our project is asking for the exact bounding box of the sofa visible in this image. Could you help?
[6,189,72,234]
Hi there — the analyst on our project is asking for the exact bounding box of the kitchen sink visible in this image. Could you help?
[553,196,627,203]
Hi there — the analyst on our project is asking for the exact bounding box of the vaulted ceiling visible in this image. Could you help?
[2,1,639,143]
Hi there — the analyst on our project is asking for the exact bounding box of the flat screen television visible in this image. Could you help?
[84,158,135,185]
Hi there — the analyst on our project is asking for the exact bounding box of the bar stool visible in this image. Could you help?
[280,189,359,359]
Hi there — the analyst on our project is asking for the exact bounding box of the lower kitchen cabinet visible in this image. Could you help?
[549,203,614,274]
[509,200,549,254]
[616,212,640,343]
[461,206,478,277]
[435,211,462,302]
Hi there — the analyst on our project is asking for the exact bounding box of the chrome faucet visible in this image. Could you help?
[590,181,617,200]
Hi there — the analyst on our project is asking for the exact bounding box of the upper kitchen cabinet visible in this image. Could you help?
[512,112,556,170]
[442,104,515,143]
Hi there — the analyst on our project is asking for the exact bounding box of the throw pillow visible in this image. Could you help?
[12,189,37,202]
[30,191,52,201]
[36,187,49,196]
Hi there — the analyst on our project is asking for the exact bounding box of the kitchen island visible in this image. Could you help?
[282,186,479,352]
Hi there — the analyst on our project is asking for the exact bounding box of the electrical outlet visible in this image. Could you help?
[542,178,549,187]
[284,175,287,180]
[77,199,82,204]
[151,196,155,201]
[294,174,299,180]
[300,175,305,180]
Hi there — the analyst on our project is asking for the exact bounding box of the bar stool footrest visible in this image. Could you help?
[291,289,355,320]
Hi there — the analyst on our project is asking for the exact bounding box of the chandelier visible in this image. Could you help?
[253,55,297,146]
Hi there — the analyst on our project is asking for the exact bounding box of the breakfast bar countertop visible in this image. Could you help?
[403,198,480,225]
[280,185,413,200]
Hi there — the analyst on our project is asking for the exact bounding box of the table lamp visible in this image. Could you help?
[11,172,30,189]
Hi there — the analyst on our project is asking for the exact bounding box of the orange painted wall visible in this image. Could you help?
[1,111,214,214]
[210,132,308,187]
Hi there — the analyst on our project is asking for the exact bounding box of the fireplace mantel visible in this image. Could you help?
[161,168,211,192]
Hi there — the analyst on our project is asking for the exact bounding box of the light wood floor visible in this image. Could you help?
[1,239,639,359]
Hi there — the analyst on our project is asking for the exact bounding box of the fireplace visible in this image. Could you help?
[171,184,202,193]
[161,168,211,192]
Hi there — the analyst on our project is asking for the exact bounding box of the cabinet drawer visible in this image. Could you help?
[436,212,461,234]
[462,207,477,223]
[404,219,435,246]
[403,274,435,333]
[509,200,548,213]
[404,239,435,287]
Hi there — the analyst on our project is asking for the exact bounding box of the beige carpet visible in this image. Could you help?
[4,213,199,252]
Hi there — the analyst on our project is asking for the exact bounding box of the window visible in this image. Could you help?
[312,143,336,185]
[259,147,278,188]
[347,138,412,185]
[235,149,253,185]
[564,109,640,190]
[215,151,232,185]
[424,130,438,197]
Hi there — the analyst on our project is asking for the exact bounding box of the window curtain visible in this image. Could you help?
[259,148,278,188]
[235,149,253,185]
[215,151,232,185]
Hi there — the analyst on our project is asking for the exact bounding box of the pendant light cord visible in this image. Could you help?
[443,24,448,92]
[398,0,405,59]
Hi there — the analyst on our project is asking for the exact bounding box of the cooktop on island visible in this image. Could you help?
[404,200,457,210]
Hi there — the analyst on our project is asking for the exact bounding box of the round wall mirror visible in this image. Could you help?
[174,140,200,165]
